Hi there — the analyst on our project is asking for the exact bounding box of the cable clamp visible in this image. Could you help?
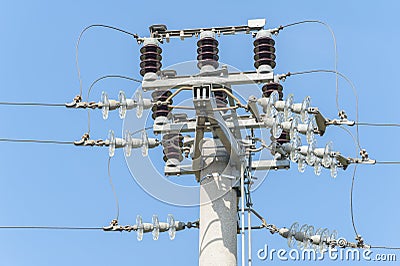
[338,110,348,119]
[266,224,279,234]
[73,133,90,146]
[65,95,82,108]
[270,25,283,35]
[326,119,355,126]
[73,133,109,146]
[276,72,290,82]
[349,157,376,165]
[102,219,135,232]
[186,220,199,229]
[360,149,369,160]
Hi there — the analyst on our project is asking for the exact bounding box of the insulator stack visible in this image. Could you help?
[151,90,172,120]
[197,31,219,70]
[253,30,276,72]
[276,131,290,145]
[213,85,229,109]
[140,39,162,77]
[162,133,183,165]
[262,82,283,100]
[264,82,288,144]
[214,91,228,108]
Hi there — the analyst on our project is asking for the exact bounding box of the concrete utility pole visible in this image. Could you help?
[199,138,238,265]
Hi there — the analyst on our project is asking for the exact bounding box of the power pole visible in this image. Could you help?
[87,18,374,265]
[138,21,291,265]
[199,138,238,265]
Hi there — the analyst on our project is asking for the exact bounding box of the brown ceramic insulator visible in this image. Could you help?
[162,133,184,162]
[140,44,162,76]
[262,82,283,100]
[253,37,276,69]
[197,37,219,69]
[151,90,172,120]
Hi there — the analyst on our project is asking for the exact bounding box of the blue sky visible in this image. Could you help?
[0,0,399,265]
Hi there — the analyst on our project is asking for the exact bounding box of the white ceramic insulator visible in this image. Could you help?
[314,148,325,158]
[274,100,285,111]
[281,121,291,131]
[294,231,306,242]
[108,100,119,111]
[148,138,159,148]
[115,138,126,148]
[292,103,302,113]
[311,235,321,245]
[297,124,308,134]
[126,99,137,110]
[264,117,274,128]
[279,228,290,238]
[131,138,142,148]
[281,143,292,153]
[257,97,268,113]
[158,222,169,232]
[143,223,154,233]
[299,146,308,156]
[143,98,153,109]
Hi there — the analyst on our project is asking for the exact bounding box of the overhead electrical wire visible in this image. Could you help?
[370,246,400,250]
[338,125,361,151]
[280,20,365,158]
[356,122,400,127]
[0,226,102,230]
[288,69,360,150]
[337,125,361,237]
[86,75,142,100]
[0,102,65,107]
[0,138,73,145]
[333,130,400,251]
[375,161,400,165]
[338,125,400,244]
[0,127,153,147]
[75,24,138,98]
[349,165,359,237]
[130,126,153,137]
[107,156,120,221]
[1,20,399,253]
[279,20,339,113]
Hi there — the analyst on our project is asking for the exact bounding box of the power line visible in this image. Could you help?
[287,69,360,150]
[86,75,142,101]
[0,225,102,230]
[4,19,399,262]
[338,125,361,151]
[0,126,153,147]
[370,246,400,250]
[350,165,359,237]
[107,156,120,221]
[280,20,340,113]
[337,124,362,238]
[338,123,400,166]
[130,126,154,136]
[375,161,400,165]
[75,24,138,97]
[0,102,65,107]
[0,138,73,145]
[356,122,400,127]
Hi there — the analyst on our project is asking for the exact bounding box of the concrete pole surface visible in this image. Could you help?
[199,138,239,266]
